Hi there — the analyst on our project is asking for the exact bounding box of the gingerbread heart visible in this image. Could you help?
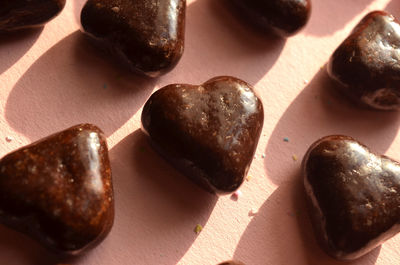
[81,0,186,77]
[328,11,400,110]
[0,124,114,255]
[0,0,66,32]
[303,135,400,260]
[230,0,311,37]
[141,76,264,194]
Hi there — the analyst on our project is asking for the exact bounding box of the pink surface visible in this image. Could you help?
[1,0,400,264]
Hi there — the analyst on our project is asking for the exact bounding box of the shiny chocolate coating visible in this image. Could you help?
[327,11,400,110]
[218,261,246,265]
[81,0,186,77]
[231,0,311,37]
[303,135,400,260]
[141,76,264,195]
[0,124,114,255]
[0,0,66,32]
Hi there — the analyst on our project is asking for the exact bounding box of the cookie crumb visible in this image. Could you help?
[5,136,13,142]
[249,208,258,216]
[292,154,298,161]
[246,175,252,182]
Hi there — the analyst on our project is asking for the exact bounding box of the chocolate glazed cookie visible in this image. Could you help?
[0,0,66,32]
[328,11,400,110]
[81,0,186,77]
[0,124,114,255]
[231,0,311,37]
[141,76,264,195]
[303,135,400,260]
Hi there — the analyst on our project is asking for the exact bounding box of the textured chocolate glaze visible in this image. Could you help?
[81,0,186,77]
[218,261,246,265]
[0,124,114,255]
[303,135,400,260]
[0,0,66,32]
[141,76,264,195]
[327,11,400,110]
[231,0,311,37]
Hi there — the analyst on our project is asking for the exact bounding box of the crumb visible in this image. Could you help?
[194,224,203,234]
[249,208,258,216]
[246,175,252,181]
[292,155,298,161]
[5,136,13,142]
[262,154,266,158]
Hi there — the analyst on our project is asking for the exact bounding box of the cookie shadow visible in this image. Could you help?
[264,68,400,185]
[305,0,373,36]
[4,31,155,141]
[0,28,43,75]
[73,0,87,24]
[0,225,60,265]
[104,129,218,264]
[385,0,400,17]
[170,0,286,85]
[233,176,381,265]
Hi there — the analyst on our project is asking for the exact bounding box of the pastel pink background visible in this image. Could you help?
[0,0,400,264]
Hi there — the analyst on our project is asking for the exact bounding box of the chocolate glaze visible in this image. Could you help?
[0,124,114,255]
[0,0,66,32]
[81,0,186,77]
[141,76,264,195]
[303,135,400,260]
[231,0,311,37]
[327,11,400,110]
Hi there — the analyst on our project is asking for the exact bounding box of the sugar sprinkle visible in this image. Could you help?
[194,224,203,234]
[231,190,242,201]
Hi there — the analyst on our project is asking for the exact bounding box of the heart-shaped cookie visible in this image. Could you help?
[230,0,311,37]
[0,0,66,32]
[327,11,400,110]
[303,135,400,260]
[0,124,114,255]
[141,76,264,194]
[81,0,186,77]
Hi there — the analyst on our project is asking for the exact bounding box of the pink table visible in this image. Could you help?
[0,0,399,264]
